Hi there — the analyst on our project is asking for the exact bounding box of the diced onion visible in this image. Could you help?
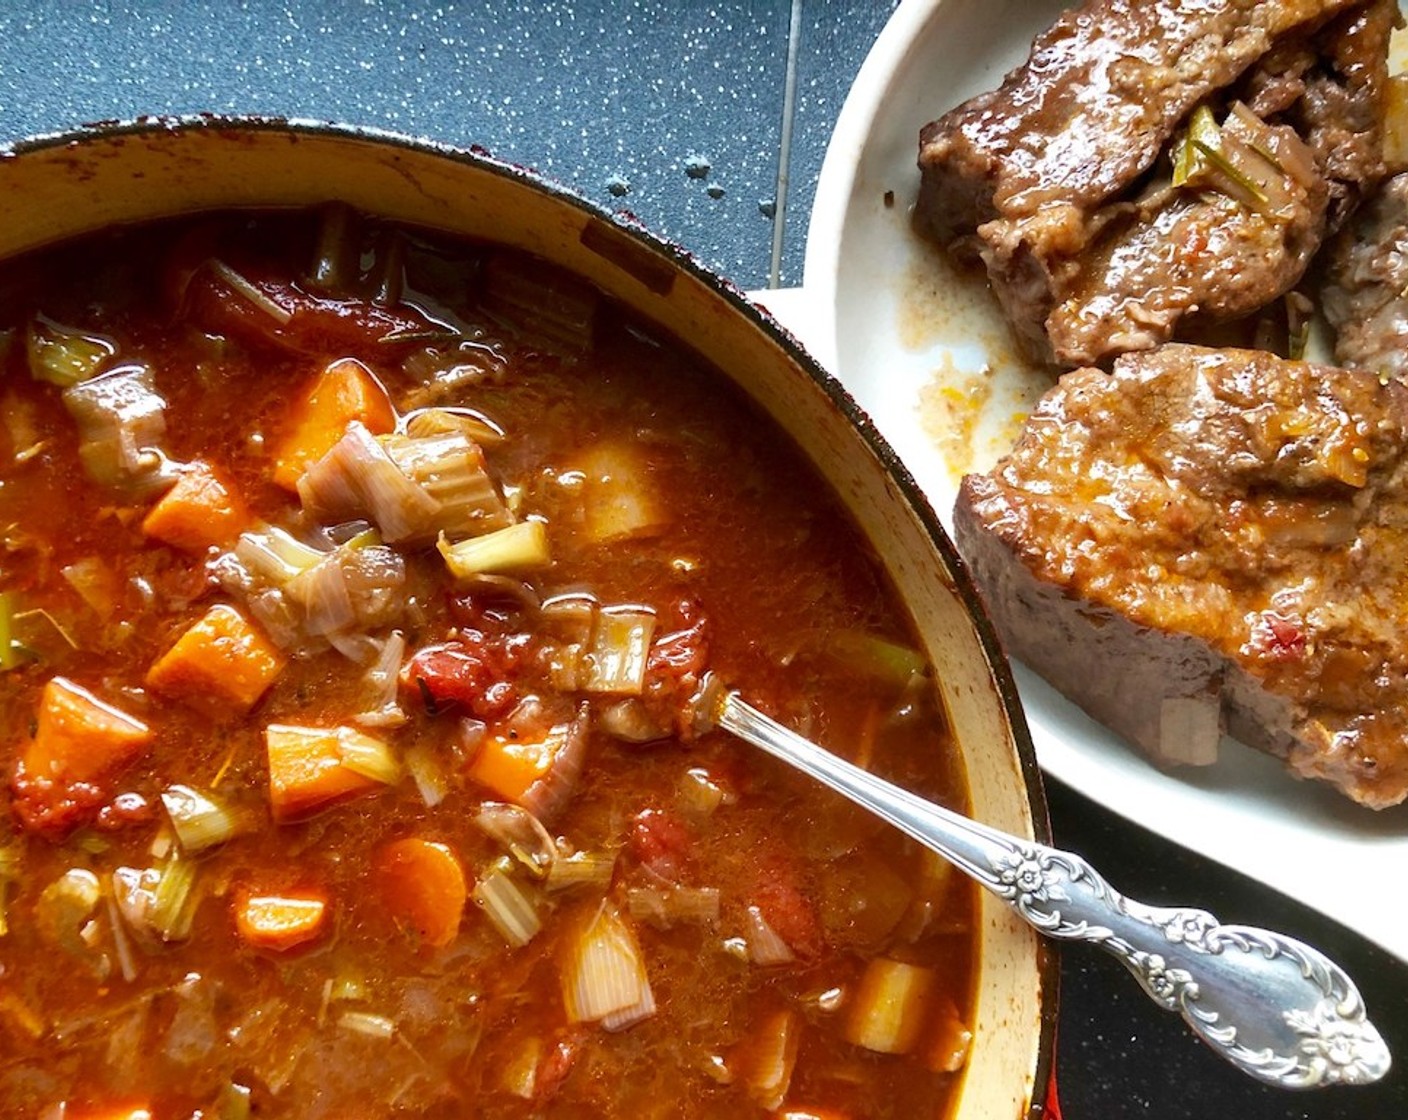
[298,423,440,544]
[739,1009,800,1110]
[745,905,796,966]
[473,802,557,878]
[561,904,654,1029]
[472,862,542,947]
[62,364,175,496]
[354,631,407,727]
[404,406,506,446]
[404,744,449,807]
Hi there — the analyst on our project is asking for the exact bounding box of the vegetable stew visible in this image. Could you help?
[0,208,974,1119]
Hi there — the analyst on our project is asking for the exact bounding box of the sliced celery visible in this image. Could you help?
[583,607,656,695]
[472,859,541,947]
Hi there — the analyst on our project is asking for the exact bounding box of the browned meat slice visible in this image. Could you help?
[1322,172,1408,379]
[916,0,1390,367]
[954,343,1408,808]
[1238,0,1396,229]
[1046,111,1328,366]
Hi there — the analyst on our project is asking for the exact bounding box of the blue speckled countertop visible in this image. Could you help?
[0,1,865,289]
[2,4,1407,1119]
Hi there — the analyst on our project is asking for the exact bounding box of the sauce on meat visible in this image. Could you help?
[0,209,974,1119]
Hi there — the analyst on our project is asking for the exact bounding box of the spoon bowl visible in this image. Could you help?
[714,689,1391,1090]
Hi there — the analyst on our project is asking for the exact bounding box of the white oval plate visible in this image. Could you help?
[799,0,1408,961]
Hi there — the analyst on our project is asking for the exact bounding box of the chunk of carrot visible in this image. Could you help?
[373,837,468,948]
[271,357,395,490]
[141,459,251,552]
[146,604,286,715]
[23,676,152,785]
[234,888,329,951]
[264,724,391,822]
[467,733,557,806]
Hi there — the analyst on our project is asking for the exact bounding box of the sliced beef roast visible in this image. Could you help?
[954,343,1408,808]
[917,0,1391,368]
[1322,171,1408,379]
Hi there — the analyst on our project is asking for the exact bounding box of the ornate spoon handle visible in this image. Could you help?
[715,692,1390,1089]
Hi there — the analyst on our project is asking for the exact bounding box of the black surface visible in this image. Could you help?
[3,3,1407,1118]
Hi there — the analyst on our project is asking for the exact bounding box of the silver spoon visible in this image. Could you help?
[712,689,1390,1090]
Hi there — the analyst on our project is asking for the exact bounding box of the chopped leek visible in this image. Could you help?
[561,904,654,1029]
[234,524,327,586]
[149,852,202,941]
[334,726,403,785]
[583,607,656,695]
[501,1037,543,1099]
[1172,104,1219,187]
[437,520,550,577]
[26,314,115,387]
[677,767,729,819]
[472,859,542,947]
[213,1081,254,1120]
[0,987,47,1042]
[1172,101,1308,219]
[481,251,599,354]
[2,388,46,464]
[161,784,248,853]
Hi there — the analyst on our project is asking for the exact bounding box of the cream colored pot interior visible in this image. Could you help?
[0,120,1053,1119]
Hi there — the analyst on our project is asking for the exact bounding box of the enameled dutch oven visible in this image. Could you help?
[0,117,1057,1119]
